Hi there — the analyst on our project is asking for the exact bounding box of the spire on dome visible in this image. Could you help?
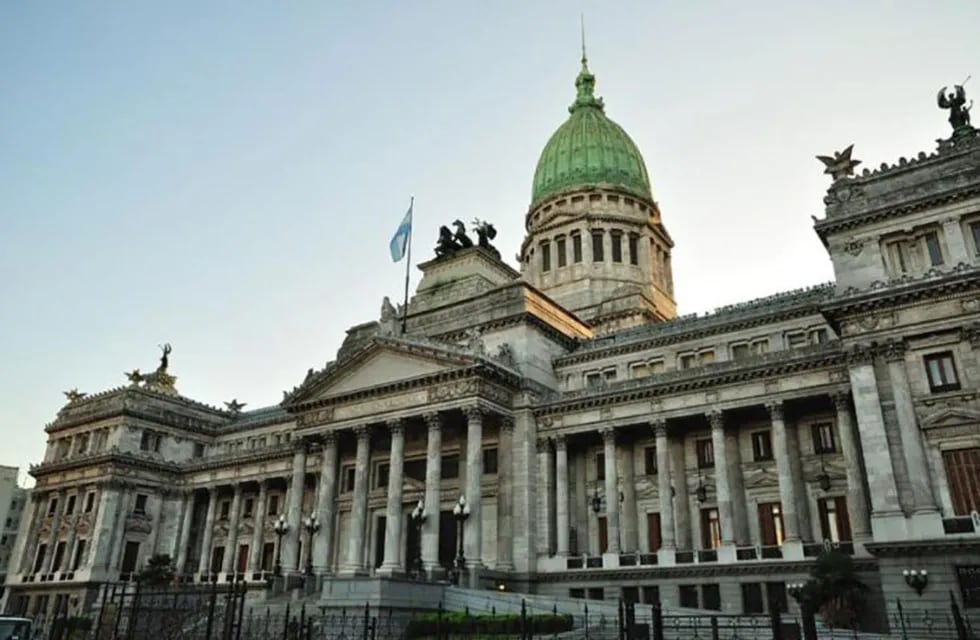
[571,17,604,113]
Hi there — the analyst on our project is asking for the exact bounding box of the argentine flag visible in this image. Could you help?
[389,201,413,262]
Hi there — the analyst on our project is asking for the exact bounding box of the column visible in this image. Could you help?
[621,443,640,552]
[832,393,872,542]
[421,413,442,576]
[89,486,122,577]
[281,443,307,573]
[197,489,218,575]
[313,435,338,573]
[248,481,268,573]
[222,484,242,575]
[767,402,801,552]
[670,438,692,549]
[601,428,621,554]
[885,344,941,533]
[496,417,515,570]
[535,438,554,555]
[654,422,676,558]
[707,412,735,546]
[15,494,43,574]
[555,436,570,556]
[379,420,406,575]
[173,491,194,573]
[107,490,133,573]
[343,426,371,573]
[464,407,484,573]
[847,350,905,539]
[726,430,750,546]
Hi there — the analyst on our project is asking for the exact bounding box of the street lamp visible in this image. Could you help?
[410,499,426,578]
[590,482,602,515]
[695,467,708,504]
[303,513,320,576]
[451,495,470,585]
[273,514,289,576]
[903,569,928,596]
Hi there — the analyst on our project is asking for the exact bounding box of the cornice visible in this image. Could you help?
[182,443,294,472]
[822,264,980,318]
[538,342,844,416]
[556,284,833,366]
[533,557,878,582]
[864,537,980,557]
[30,450,181,479]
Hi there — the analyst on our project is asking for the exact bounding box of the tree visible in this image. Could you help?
[137,553,176,586]
[808,550,868,629]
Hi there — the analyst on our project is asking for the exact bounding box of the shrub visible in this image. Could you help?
[406,612,573,638]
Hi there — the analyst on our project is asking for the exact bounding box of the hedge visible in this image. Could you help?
[406,613,572,638]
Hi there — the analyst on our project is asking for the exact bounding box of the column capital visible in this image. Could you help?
[499,416,515,432]
[707,410,724,430]
[422,412,442,430]
[964,323,980,346]
[600,426,617,444]
[650,420,667,438]
[830,391,851,412]
[554,434,567,451]
[765,401,784,421]
[463,406,484,423]
[881,340,907,362]
[845,344,875,367]
[292,437,310,453]
[353,425,371,441]
[322,431,338,446]
[536,437,551,454]
[386,419,405,436]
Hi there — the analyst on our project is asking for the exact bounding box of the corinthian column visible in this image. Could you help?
[464,407,484,574]
[248,481,268,574]
[197,488,218,575]
[422,413,442,576]
[601,428,621,554]
[496,417,515,570]
[653,422,675,552]
[831,393,871,542]
[767,402,800,542]
[313,434,338,573]
[343,426,371,573]
[707,412,734,546]
[379,420,406,575]
[554,435,570,556]
[221,484,243,575]
[282,442,307,573]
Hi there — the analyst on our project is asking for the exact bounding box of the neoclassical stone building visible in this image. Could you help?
[4,55,980,625]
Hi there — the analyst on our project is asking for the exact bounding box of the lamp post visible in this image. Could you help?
[303,513,320,576]
[903,569,928,596]
[695,467,708,504]
[787,582,818,640]
[451,495,470,585]
[410,499,426,579]
[273,514,289,576]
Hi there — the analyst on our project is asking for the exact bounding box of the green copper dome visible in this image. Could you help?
[531,56,652,207]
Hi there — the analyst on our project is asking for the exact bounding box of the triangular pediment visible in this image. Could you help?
[921,406,980,429]
[287,337,481,405]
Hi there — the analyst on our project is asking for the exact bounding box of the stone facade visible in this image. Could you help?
[0,466,27,591]
[3,64,980,631]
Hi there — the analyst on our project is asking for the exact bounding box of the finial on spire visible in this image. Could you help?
[580,14,588,69]
[571,17,603,113]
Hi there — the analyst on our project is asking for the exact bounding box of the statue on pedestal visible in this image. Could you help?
[938,83,973,132]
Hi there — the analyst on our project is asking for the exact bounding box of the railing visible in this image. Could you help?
[942,512,980,535]
[804,541,853,557]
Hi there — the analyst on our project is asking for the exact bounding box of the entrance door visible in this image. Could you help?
[236,544,249,574]
[647,513,662,552]
[439,510,456,569]
[598,517,608,554]
[375,516,386,569]
[405,513,421,572]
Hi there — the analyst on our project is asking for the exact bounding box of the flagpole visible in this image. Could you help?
[400,196,414,335]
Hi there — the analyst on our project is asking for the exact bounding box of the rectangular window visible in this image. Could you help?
[596,452,606,481]
[817,496,852,542]
[630,362,650,379]
[585,372,602,389]
[588,587,605,601]
[591,231,604,262]
[266,494,280,516]
[969,221,980,255]
[134,494,148,515]
[701,508,721,549]
[611,232,623,263]
[140,431,161,453]
[441,454,460,479]
[679,353,696,370]
[696,439,714,468]
[730,343,749,360]
[342,467,357,492]
[758,502,785,546]
[643,446,657,475]
[647,512,661,552]
[556,236,567,267]
[603,368,617,383]
[751,339,770,354]
[47,498,58,515]
[924,231,944,266]
[33,544,47,574]
[642,586,660,605]
[622,586,640,604]
[702,584,721,611]
[404,458,426,483]
[483,448,498,475]
[218,499,230,520]
[541,242,551,272]
[742,583,765,614]
[786,331,807,348]
[808,328,829,345]
[261,542,275,571]
[597,517,608,554]
[243,498,254,518]
[375,463,390,489]
[572,233,583,263]
[569,588,585,599]
[752,431,773,461]
[121,541,140,574]
[698,350,715,365]
[811,423,836,454]
[64,495,76,515]
[628,235,639,265]
[52,541,66,572]
[887,240,910,273]
[649,359,665,374]
[193,443,205,458]
[943,448,980,515]
[679,585,699,609]
[71,539,86,571]
[924,352,961,392]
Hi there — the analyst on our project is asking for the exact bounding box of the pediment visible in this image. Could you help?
[920,407,980,429]
[288,338,480,405]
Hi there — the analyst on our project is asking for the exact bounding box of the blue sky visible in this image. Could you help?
[2,2,978,482]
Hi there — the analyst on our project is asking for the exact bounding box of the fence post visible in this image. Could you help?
[283,601,291,640]
[93,583,109,640]
[362,601,370,640]
[651,603,663,640]
[112,583,126,640]
[125,577,143,640]
[800,598,818,640]
[204,578,218,640]
[950,591,969,640]
[584,603,590,640]
[618,599,624,640]
[769,592,783,640]
[521,599,528,640]
[896,599,908,640]
[437,600,443,640]
[236,579,247,640]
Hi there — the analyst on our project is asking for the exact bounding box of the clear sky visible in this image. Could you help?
[2,2,978,483]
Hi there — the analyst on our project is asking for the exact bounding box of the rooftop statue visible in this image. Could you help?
[63,388,87,403]
[816,144,862,181]
[157,343,172,372]
[472,219,501,258]
[225,399,246,414]
[434,219,499,259]
[938,82,972,132]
